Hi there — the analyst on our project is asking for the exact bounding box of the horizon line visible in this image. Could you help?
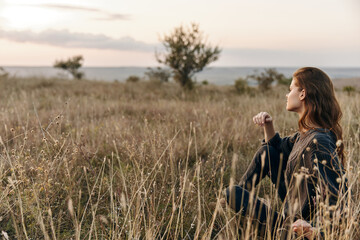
[2,65,360,68]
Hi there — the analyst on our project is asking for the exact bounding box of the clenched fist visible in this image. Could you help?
[253,112,273,127]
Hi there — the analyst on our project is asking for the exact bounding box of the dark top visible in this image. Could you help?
[264,128,347,220]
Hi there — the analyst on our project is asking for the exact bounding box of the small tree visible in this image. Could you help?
[54,55,84,80]
[144,67,171,83]
[157,23,221,90]
[234,77,249,94]
[248,68,286,91]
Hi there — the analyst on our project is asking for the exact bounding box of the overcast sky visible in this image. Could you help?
[0,0,359,67]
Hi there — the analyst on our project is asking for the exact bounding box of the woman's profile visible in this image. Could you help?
[224,67,347,239]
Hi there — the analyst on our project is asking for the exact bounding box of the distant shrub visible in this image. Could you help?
[144,67,171,83]
[35,80,55,89]
[248,68,286,91]
[234,77,249,94]
[201,80,209,85]
[277,76,292,86]
[0,67,9,79]
[126,75,141,83]
[343,85,356,95]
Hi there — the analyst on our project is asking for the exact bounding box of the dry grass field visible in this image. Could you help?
[0,77,359,239]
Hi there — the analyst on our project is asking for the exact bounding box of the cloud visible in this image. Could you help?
[94,13,131,21]
[1,28,357,67]
[21,3,130,21]
[38,4,101,12]
[0,29,157,51]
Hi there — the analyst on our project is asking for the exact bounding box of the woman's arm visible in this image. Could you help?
[253,112,275,142]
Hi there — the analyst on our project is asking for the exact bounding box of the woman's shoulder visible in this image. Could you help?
[305,129,338,153]
[307,128,337,142]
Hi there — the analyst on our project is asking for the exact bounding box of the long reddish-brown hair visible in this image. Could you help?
[293,67,345,165]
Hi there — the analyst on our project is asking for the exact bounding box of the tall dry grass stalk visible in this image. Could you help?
[0,76,358,239]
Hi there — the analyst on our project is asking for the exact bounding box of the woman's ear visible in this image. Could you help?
[299,89,306,101]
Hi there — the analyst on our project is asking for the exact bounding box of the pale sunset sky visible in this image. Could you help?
[0,0,359,67]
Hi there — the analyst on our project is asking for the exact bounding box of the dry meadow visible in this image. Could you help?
[0,77,359,239]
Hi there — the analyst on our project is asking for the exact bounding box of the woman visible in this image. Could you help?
[225,67,347,239]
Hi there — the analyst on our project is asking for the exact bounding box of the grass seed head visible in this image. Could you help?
[68,198,74,218]
[336,140,343,147]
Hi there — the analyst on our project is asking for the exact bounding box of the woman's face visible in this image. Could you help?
[286,78,305,113]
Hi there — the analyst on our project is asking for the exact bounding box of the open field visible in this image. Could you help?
[0,77,359,239]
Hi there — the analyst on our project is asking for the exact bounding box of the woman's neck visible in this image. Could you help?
[297,111,322,132]
[299,120,322,133]
[301,125,322,133]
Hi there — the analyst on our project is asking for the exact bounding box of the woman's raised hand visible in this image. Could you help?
[253,112,273,127]
[292,219,316,240]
